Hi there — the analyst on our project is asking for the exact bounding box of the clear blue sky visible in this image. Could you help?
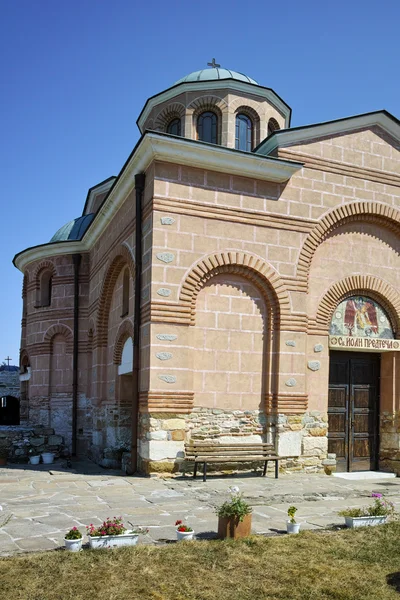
[1,0,399,365]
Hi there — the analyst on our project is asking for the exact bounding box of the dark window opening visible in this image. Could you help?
[197,111,218,144]
[39,271,52,307]
[167,118,181,136]
[0,396,20,425]
[235,113,253,151]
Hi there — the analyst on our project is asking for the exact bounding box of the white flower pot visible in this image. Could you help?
[344,515,387,528]
[286,521,301,534]
[41,452,54,464]
[176,529,194,541]
[29,455,40,465]
[65,538,82,552]
[88,531,139,549]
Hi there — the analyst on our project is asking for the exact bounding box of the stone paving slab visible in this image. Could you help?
[1,461,400,555]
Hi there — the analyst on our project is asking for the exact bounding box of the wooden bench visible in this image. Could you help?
[184,442,283,482]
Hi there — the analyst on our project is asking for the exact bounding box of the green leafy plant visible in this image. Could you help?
[288,506,297,524]
[65,527,82,540]
[216,487,252,522]
[0,446,8,458]
[339,494,395,518]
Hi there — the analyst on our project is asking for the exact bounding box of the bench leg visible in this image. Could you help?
[263,460,268,477]
[203,462,207,483]
[193,462,197,479]
[275,460,279,479]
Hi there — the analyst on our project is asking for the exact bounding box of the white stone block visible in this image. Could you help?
[140,440,184,461]
[277,431,302,456]
[147,430,168,441]
[302,436,328,456]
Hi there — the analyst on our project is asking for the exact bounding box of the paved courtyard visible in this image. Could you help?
[1,461,400,555]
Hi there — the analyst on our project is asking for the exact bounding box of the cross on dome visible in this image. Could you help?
[207,58,220,68]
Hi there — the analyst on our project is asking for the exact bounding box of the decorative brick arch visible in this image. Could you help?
[43,324,74,353]
[233,104,262,147]
[19,349,30,368]
[33,260,57,288]
[297,202,400,284]
[95,245,135,347]
[154,102,186,132]
[187,94,228,116]
[113,319,134,365]
[179,251,290,326]
[315,275,400,335]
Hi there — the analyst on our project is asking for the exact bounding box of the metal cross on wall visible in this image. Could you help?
[207,58,220,68]
[4,356,12,368]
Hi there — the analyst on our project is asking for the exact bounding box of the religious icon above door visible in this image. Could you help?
[330,296,394,339]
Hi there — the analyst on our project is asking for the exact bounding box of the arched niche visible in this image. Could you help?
[118,338,133,375]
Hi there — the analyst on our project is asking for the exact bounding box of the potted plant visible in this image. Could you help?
[175,519,194,541]
[287,506,301,534]
[339,493,395,528]
[216,486,253,539]
[64,527,83,552]
[86,517,148,549]
[28,449,40,465]
[0,446,8,467]
[41,452,55,464]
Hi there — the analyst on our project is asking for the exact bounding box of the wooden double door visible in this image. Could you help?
[328,352,380,472]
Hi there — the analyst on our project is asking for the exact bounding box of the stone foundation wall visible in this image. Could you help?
[379,411,400,474]
[0,426,66,462]
[136,408,335,475]
[276,412,335,474]
[0,370,20,398]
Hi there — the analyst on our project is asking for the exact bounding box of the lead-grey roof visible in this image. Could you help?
[175,67,258,85]
[50,214,94,242]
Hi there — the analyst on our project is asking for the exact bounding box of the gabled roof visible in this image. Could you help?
[255,110,400,156]
[82,176,117,216]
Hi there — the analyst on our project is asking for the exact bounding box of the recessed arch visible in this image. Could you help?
[234,105,261,148]
[33,260,57,282]
[179,251,290,326]
[315,275,400,335]
[267,117,280,136]
[43,324,74,352]
[96,245,135,347]
[187,94,228,116]
[113,319,134,365]
[154,102,185,132]
[297,202,400,285]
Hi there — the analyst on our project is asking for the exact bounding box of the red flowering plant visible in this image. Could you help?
[86,517,149,537]
[175,519,193,532]
[65,526,82,540]
[86,517,126,537]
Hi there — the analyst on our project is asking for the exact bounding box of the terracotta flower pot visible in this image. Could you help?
[0,457,7,467]
[218,513,252,539]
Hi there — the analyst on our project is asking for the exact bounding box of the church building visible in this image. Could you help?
[13,62,400,475]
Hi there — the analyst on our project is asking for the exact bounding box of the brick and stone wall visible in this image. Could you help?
[0,426,66,462]
[19,112,400,475]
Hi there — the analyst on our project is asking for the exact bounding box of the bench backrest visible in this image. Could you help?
[185,443,276,458]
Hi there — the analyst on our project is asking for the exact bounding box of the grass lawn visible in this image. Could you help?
[2,523,400,599]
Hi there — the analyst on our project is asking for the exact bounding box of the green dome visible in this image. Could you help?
[50,214,94,242]
[175,67,258,86]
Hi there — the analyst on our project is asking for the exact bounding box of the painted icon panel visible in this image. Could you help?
[330,296,394,339]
